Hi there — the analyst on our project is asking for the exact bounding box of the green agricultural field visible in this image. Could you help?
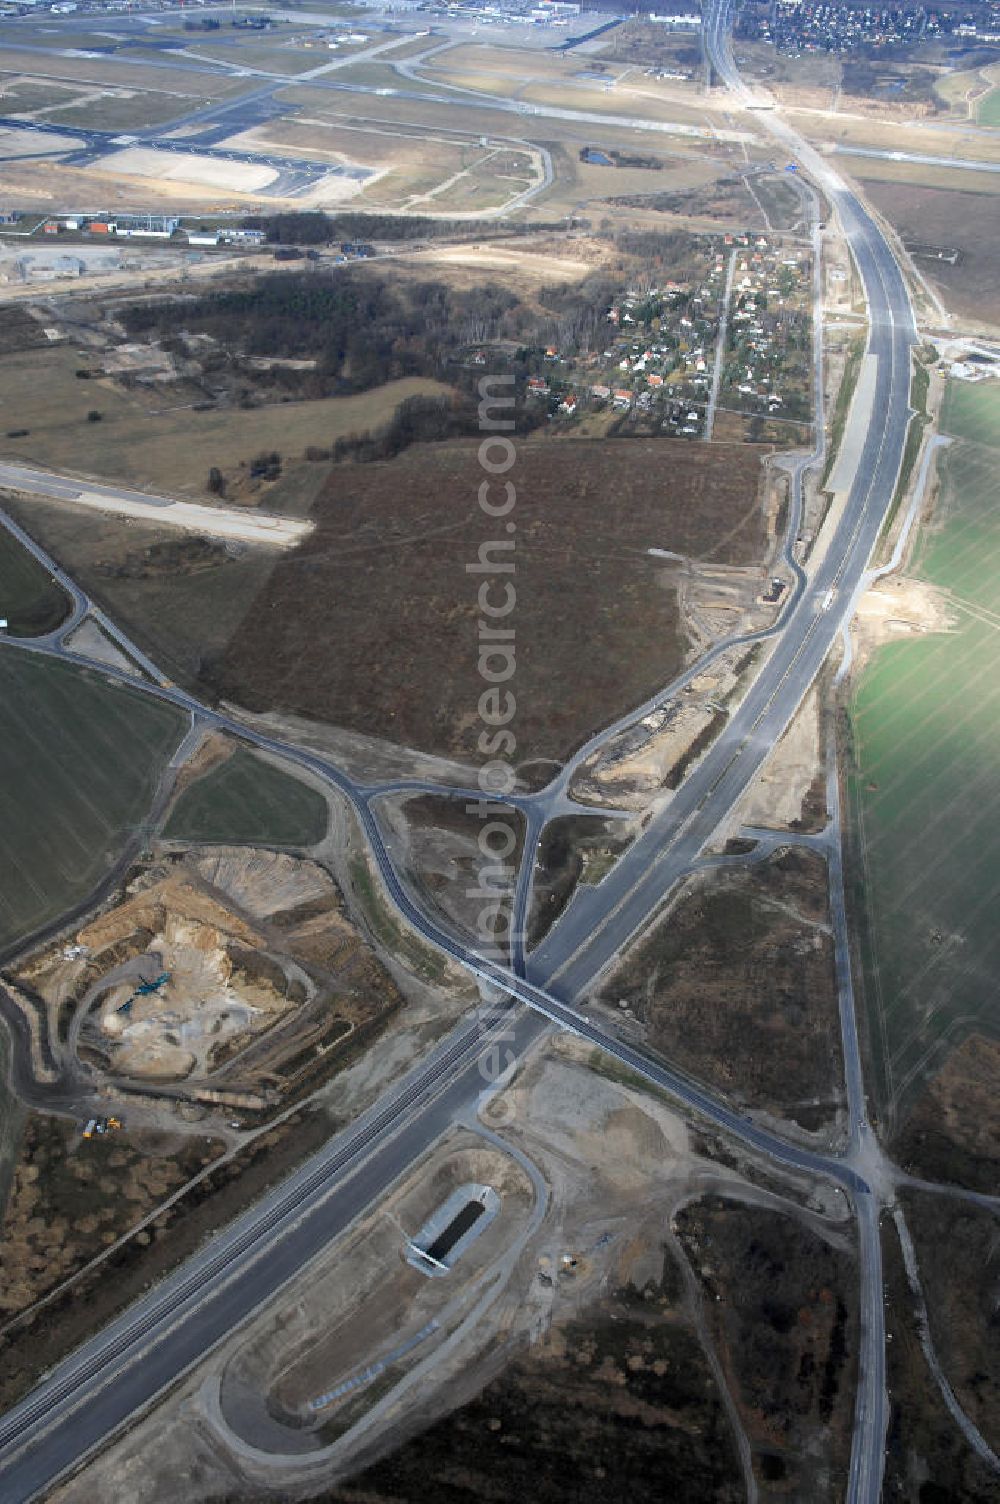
[940,377,1000,447]
[0,653,185,955]
[0,528,70,637]
[848,435,1000,1126]
[977,87,1000,126]
[164,748,328,847]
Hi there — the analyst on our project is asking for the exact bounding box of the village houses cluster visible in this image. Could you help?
[521,231,812,439]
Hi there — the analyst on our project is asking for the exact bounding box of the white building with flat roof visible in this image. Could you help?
[649,11,701,24]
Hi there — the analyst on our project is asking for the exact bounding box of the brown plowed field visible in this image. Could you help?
[208,436,768,769]
[858,178,1000,326]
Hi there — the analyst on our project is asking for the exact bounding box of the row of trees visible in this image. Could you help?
[238,211,571,246]
[122,268,618,398]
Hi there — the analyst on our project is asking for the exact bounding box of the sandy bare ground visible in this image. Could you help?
[217,124,359,169]
[98,147,278,193]
[95,146,364,207]
[734,685,823,830]
[75,487,312,546]
[62,618,142,677]
[414,243,594,282]
[46,1027,841,1504]
[852,574,958,656]
[0,125,78,157]
[0,155,283,211]
[0,463,312,547]
[296,172,370,207]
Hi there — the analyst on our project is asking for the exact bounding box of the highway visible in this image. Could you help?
[0,518,881,1503]
[0,1003,545,1500]
[832,143,1000,174]
[0,539,878,1500]
[0,611,878,1199]
[527,179,915,1000]
[700,5,911,1497]
[0,4,919,1499]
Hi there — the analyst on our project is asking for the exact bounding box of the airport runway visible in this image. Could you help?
[0,113,369,195]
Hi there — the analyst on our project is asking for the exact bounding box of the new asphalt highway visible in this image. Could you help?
[0,1004,546,1501]
[0,8,916,1501]
[528,199,914,995]
[833,142,1000,174]
[0,558,874,1502]
[699,6,912,1498]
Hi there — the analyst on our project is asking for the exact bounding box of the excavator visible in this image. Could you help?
[116,971,169,1015]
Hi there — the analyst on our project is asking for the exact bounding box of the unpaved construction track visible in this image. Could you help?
[0,462,312,549]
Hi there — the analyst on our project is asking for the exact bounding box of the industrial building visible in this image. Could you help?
[88,214,180,239]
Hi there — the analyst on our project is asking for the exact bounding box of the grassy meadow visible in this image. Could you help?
[0,653,184,954]
[849,387,1000,1125]
[164,748,328,847]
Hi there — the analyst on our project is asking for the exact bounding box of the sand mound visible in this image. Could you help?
[195,848,336,920]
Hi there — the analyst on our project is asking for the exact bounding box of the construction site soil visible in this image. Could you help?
[41,1032,852,1503]
[220,1132,537,1448]
[313,1249,744,1504]
[205,437,767,768]
[857,179,1000,326]
[378,794,525,955]
[891,1033,1000,1195]
[881,1214,1000,1503]
[0,834,443,1403]
[601,847,843,1132]
[13,846,402,1101]
[0,306,56,356]
[676,1195,858,1496]
[900,1190,1000,1455]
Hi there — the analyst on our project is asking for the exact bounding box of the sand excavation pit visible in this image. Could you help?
[14,847,403,1102]
[853,574,958,654]
[76,872,305,1082]
[99,923,283,1081]
[98,147,278,194]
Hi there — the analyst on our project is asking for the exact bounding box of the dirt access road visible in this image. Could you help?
[0,462,312,549]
